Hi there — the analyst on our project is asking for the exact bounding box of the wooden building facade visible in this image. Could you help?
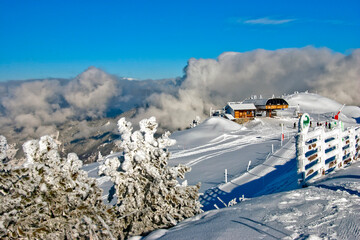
[224,102,257,122]
[243,97,289,117]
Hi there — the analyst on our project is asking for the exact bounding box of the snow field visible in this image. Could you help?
[144,161,360,240]
[141,92,360,239]
[83,92,360,239]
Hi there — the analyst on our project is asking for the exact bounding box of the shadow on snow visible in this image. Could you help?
[200,157,298,211]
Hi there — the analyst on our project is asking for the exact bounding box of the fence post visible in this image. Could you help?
[318,127,326,175]
[296,132,306,184]
[297,113,310,185]
[247,161,251,172]
[225,169,228,183]
[349,128,356,161]
[337,123,344,169]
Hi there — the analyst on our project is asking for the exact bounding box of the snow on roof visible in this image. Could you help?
[227,102,256,111]
[243,97,290,106]
[242,98,268,106]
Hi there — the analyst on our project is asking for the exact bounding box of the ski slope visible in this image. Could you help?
[83,92,360,239]
[169,117,298,195]
[144,161,360,240]
[168,117,299,211]
[141,92,360,239]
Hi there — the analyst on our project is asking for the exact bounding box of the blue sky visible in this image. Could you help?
[0,0,359,81]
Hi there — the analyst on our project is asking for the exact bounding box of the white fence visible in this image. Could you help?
[296,113,360,185]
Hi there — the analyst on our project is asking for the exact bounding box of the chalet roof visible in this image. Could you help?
[242,98,267,106]
[227,102,256,111]
[243,98,289,106]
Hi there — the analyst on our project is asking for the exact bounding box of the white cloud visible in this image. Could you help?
[1,48,359,137]
[243,17,296,25]
[0,67,119,138]
[133,47,360,131]
[64,66,118,119]
[0,66,179,139]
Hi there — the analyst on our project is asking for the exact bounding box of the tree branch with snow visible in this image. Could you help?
[99,117,202,237]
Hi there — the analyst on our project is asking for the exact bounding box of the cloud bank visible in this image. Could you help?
[0,47,359,137]
[133,47,360,131]
[0,67,179,138]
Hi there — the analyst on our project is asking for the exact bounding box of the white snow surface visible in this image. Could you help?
[144,162,360,240]
[83,92,360,239]
[286,92,360,125]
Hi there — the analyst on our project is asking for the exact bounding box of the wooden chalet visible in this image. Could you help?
[224,102,256,123]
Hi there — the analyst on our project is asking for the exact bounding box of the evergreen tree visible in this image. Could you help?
[0,117,202,239]
[0,135,8,162]
[99,117,202,237]
[0,135,123,239]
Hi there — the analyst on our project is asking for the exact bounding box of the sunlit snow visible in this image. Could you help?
[84,92,360,239]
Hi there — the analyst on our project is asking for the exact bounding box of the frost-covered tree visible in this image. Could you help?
[0,135,123,239]
[99,117,202,237]
[0,135,8,162]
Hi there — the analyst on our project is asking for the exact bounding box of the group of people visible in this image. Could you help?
[316,121,332,129]
[293,121,333,129]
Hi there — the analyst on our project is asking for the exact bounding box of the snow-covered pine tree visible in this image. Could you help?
[99,117,202,237]
[0,135,124,239]
[0,135,8,162]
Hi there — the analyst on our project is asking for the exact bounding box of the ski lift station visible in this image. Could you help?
[243,97,289,117]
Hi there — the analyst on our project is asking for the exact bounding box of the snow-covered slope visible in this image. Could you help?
[169,117,298,196]
[84,92,360,239]
[144,161,360,240]
[285,92,360,124]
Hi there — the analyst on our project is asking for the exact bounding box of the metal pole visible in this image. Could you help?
[225,169,228,183]
[247,161,251,172]
[281,123,284,146]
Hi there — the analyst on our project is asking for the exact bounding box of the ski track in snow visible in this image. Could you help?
[198,136,299,210]
[168,117,300,211]
[270,182,360,239]
[171,127,296,168]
